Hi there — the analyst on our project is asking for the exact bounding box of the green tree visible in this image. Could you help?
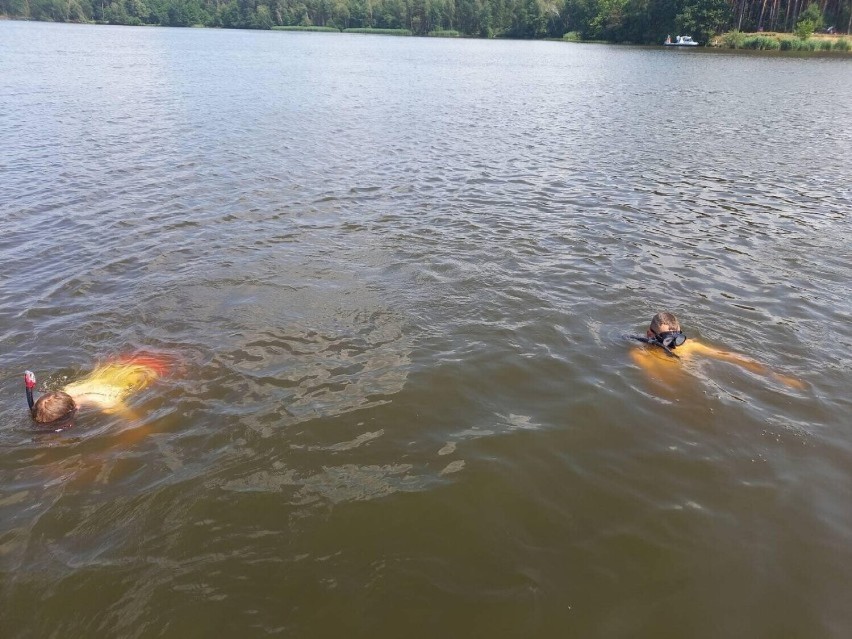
[675,0,728,43]
[621,0,678,43]
[252,2,272,24]
[798,1,824,28]
[795,1,823,37]
[29,0,65,19]
[125,0,149,20]
[104,0,130,22]
[794,17,816,38]
[562,0,596,38]
[1,0,31,16]
[589,0,627,40]
[165,0,206,23]
[478,0,493,36]
[330,0,351,27]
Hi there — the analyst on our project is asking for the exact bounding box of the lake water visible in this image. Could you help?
[1,21,851,638]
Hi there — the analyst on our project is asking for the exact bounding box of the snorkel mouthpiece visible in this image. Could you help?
[24,370,36,410]
[654,331,686,357]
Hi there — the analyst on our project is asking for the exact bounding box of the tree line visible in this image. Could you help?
[2,0,849,44]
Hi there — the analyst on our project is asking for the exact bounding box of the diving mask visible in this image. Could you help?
[653,330,687,349]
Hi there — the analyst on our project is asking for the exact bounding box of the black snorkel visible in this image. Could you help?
[629,331,687,359]
[25,370,36,411]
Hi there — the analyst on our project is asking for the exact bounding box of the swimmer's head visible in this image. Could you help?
[648,312,680,335]
[647,312,686,349]
[32,391,77,426]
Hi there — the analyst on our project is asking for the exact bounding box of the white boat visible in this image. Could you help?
[664,35,699,46]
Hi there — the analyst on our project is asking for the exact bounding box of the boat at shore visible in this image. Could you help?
[664,35,699,46]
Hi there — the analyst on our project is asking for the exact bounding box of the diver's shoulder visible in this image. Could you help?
[630,342,681,363]
[677,340,712,355]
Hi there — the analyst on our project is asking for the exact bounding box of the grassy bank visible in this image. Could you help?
[712,30,852,52]
[263,26,415,36]
[343,28,412,36]
[272,25,340,32]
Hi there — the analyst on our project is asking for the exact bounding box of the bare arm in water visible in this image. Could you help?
[633,339,804,390]
[682,341,804,389]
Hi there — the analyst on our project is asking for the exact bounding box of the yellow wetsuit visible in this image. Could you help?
[63,356,168,410]
[630,339,803,389]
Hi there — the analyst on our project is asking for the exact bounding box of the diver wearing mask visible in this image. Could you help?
[632,311,688,358]
[628,311,803,389]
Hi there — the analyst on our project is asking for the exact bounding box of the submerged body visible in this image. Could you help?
[632,338,757,368]
[63,357,164,410]
[26,354,170,427]
[630,313,802,390]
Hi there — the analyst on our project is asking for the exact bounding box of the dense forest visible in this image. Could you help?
[1,0,849,44]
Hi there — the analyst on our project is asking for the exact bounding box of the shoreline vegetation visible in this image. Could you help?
[271,26,457,36]
[710,30,851,50]
[2,0,850,53]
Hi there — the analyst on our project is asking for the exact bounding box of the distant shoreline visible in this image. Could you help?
[2,16,851,55]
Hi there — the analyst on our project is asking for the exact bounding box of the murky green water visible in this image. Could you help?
[1,21,851,638]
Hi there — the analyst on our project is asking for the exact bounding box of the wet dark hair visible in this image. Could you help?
[650,312,680,334]
[32,391,77,425]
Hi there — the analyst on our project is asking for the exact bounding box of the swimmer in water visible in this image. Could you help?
[24,355,169,429]
[629,311,803,389]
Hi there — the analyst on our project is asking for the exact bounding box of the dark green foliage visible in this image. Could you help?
[30,0,69,21]
[795,18,816,39]
[798,2,824,30]
[675,0,728,45]
[793,2,823,39]
[165,0,208,27]
[0,0,29,16]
